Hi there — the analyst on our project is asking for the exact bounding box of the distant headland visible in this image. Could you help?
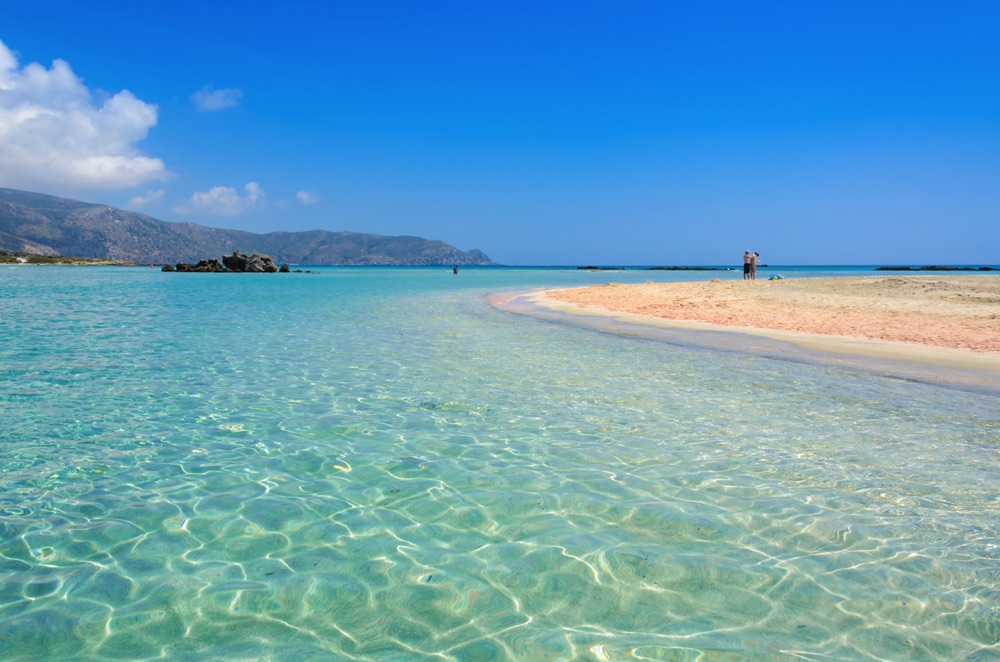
[0,187,493,267]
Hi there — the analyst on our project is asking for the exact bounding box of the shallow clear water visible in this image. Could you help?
[1,266,997,660]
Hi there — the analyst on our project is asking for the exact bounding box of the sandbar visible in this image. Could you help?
[537,276,1000,378]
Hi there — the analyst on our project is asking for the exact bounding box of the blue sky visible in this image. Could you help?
[1,1,998,265]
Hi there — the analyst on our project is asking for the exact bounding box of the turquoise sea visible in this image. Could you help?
[1,265,997,660]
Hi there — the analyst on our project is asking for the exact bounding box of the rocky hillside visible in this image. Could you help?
[0,188,494,266]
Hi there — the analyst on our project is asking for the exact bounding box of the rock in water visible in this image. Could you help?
[192,258,224,272]
[222,250,278,273]
[248,253,278,272]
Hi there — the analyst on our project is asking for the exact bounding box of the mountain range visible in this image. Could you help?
[0,188,494,266]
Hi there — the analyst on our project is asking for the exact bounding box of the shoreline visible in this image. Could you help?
[496,276,1000,394]
[544,276,1000,355]
[2,261,148,266]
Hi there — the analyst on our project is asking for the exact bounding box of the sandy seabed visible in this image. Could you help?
[543,276,1000,369]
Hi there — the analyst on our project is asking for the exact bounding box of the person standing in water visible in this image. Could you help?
[453,265,459,275]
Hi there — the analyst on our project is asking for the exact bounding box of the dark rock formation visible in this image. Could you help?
[222,250,278,273]
[189,258,225,272]
[164,251,279,273]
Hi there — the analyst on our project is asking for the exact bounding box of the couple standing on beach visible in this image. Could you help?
[743,251,760,280]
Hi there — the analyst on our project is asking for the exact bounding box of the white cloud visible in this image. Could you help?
[0,39,167,191]
[174,182,264,216]
[191,84,242,112]
[296,190,320,205]
[127,188,165,210]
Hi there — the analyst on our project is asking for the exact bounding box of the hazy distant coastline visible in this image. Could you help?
[0,188,493,267]
[0,249,143,266]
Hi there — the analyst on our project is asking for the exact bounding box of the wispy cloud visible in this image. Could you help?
[296,190,320,205]
[0,38,167,191]
[126,189,165,210]
[174,182,264,216]
[190,84,243,112]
